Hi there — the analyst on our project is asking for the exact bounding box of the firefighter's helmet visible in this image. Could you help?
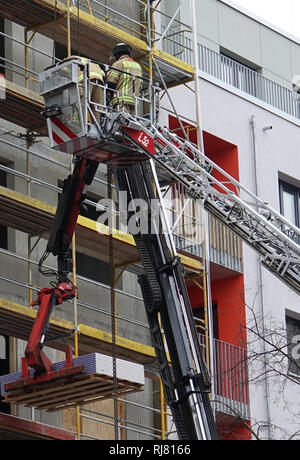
[113,43,133,59]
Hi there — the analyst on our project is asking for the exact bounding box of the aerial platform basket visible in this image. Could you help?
[39,59,154,168]
[0,352,144,412]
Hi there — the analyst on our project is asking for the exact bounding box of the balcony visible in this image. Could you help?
[199,334,250,421]
[171,187,243,274]
[198,46,300,120]
[174,219,243,274]
[163,29,300,121]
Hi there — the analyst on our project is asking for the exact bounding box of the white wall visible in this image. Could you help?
[160,75,300,438]
[164,0,300,88]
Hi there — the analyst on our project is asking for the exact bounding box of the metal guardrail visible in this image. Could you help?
[199,46,300,120]
[163,29,300,121]
[174,233,243,273]
[199,334,250,420]
[171,185,243,273]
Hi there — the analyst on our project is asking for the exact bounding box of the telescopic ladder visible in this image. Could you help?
[115,114,300,296]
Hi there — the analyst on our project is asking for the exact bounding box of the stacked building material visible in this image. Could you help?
[0,353,145,412]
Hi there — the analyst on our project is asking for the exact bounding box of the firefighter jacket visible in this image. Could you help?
[76,57,105,84]
[107,55,143,107]
[61,56,104,84]
[63,56,104,124]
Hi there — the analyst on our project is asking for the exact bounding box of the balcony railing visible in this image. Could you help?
[171,186,243,273]
[199,334,250,420]
[163,29,300,121]
[199,46,300,120]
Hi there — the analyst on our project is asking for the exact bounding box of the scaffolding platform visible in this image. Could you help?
[1,353,144,412]
[0,80,45,131]
[0,0,194,89]
[0,185,203,274]
[0,413,76,440]
[0,298,157,365]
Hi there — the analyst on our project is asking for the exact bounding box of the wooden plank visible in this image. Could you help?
[4,372,143,412]
[48,389,138,413]
[5,376,93,405]
[46,386,140,412]
[27,382,109,409]
[4,366,84,392]
[36,383,117,410]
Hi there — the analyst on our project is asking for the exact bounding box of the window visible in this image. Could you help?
[220,50,261,98]
[286,315,300,377]
[279,180,300,243]
[55,43,70,61]
[76,252,112,285]
[279,180,300,227]
[55,42,87,61]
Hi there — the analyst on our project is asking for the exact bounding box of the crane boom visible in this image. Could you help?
[115,161,218,440]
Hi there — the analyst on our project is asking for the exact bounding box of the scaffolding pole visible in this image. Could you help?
[190,0,215,401]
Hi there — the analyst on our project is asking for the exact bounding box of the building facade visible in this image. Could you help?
[160,0,300,440]
[0,0,299,440]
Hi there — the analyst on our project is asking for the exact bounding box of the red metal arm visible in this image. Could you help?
[25,282,77,375]
[24,157,99,376]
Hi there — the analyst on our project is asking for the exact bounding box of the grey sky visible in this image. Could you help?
[231,0,300,39]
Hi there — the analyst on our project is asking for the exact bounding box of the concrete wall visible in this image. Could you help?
[84,0,143,39]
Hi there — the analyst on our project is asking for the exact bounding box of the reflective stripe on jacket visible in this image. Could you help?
[76,57,104,83]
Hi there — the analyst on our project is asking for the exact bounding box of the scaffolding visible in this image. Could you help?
[0,0,249,440]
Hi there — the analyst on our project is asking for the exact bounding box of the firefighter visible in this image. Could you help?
[107,43,143,115]
[77,57,105,121]
[62,55,105,124]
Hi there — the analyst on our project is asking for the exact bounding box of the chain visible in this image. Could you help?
[108,166,119,440]
[52,0,58,64]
